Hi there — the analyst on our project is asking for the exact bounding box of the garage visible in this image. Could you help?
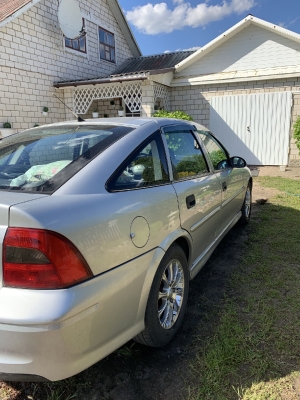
[209,92,292,165]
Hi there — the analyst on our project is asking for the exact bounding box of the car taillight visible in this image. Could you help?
[3,228,93,289]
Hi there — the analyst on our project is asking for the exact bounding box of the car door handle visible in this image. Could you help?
[186,194,196,209]
[222,181,227,191]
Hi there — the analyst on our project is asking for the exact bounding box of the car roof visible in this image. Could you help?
[36,117,204,130]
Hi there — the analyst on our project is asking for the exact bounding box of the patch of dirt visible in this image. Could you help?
[3,169,299,400]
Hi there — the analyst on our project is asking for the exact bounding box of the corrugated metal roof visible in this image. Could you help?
[110,51,195,77]
[0,0,31,23]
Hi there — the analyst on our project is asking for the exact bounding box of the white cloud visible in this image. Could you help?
[125,0,255,34]
[278,22,287,28]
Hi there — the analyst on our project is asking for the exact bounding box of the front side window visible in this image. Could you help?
[0,125,133,193]
[99,27,115,63]
[64,19,86,53]
[197,131,229,170]
[164,130,209,180]
[108,132,169,191]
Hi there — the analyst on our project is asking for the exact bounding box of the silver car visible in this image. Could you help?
[0,117,252,382]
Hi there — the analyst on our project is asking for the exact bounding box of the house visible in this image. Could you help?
[56,15,300,166]
[1,7,299,166]
[0,0,141,133]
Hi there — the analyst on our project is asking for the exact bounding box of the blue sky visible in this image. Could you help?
[118,0,300,55]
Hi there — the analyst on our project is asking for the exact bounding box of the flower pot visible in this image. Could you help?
[92,112,99,118]
[43,111,48,117]
[118,110,124,117]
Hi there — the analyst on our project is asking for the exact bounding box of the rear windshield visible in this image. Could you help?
[0,124,133,193]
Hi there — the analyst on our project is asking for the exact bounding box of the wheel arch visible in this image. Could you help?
[172,236,190,265]
[135,229,192,329]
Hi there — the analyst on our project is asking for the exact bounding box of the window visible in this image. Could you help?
[64,19,86,53]
[197,131,229,170]
[0,125,133,193]
[164,130,209,180]
[108,132,169,191]
[99,27,115,63]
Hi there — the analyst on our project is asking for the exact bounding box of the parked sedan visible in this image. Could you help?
[0,117,252,382]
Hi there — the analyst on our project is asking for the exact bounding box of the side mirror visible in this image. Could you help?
[230,156,247,168]
[216,159,230,170]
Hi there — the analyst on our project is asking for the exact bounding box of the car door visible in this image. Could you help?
[197,130,245,235]
[162,125,222,265]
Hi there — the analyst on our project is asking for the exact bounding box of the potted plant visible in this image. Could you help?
[104,114,108,118]
[43,107,49,116]
[118,106,124,117]
[92,108,99,118]
[110,100,115,106]
[1,122,15,137]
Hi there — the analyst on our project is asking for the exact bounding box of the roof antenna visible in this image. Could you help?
[52,92,85,122]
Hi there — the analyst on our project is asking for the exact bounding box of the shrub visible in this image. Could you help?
[293,116,300,154]
[153,109,193,121]
[3,122,11,128]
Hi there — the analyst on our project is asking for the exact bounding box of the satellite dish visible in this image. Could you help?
[58,0,83,39]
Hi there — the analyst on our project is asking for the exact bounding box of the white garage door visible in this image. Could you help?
[209,92,292,165]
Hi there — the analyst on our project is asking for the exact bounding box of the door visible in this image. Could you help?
[210,92,292,165]
[162,125,222,264]
[197,130,245,235]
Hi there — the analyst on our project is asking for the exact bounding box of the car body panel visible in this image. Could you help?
[9,186,180,276]
[171,174,222,262]
[0,247,167,381]
[214,168,245,235]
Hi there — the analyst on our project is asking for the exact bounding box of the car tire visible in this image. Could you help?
[239,181,252,225]
[134,244,189,347]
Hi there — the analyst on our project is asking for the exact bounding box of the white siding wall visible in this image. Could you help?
[0,0,134,130]
[179,25,300,77]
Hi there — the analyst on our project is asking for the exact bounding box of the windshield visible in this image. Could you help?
[0,124,133,193]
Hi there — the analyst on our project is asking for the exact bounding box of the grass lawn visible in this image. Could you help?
[189,177,300,399]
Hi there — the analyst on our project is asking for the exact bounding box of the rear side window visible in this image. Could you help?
[197,130,229,170]
[164,129,209,180]
[0,125,133,193]
[108,132,169,191]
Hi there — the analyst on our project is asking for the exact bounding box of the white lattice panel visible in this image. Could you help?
[74,83,142,114]
[154,84,169,110]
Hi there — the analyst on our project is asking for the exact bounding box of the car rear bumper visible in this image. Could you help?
[0,248,163,381]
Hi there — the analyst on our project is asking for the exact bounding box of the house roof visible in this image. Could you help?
[108,0,141,57]
[0,0,30,23]
[175,15,300,72]
[111,51,195,77]
[54,51,194,88]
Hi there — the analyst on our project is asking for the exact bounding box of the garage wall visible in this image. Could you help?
[169,78,300,166]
